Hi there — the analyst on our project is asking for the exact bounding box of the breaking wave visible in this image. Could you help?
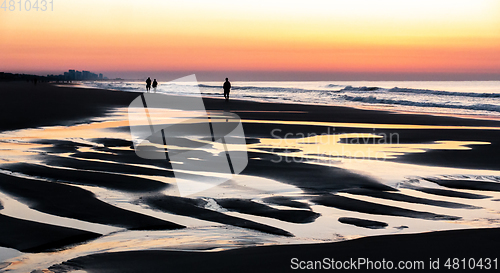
[80,81,500,116]
[339,86,500,98]
[342,95,500,113]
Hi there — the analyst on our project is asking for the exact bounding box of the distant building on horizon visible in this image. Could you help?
[69,70,76,80]
[47,69,107,82]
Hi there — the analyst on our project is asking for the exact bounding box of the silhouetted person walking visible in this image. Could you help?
[152,79,158,93]
[146,77,152,92]
[223,78,231,101]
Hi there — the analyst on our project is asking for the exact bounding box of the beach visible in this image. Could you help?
[1,81,500,272]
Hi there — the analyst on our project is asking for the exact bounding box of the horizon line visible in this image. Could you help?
[2,70,499,81]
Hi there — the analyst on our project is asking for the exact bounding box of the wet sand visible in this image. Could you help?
[0,173,184,231]
[0,82,139,131]
[1,82,500,272]
[0,214,100,253]
[2,82,500,132]
[50,227,500,273]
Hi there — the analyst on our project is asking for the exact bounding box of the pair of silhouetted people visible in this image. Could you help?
[223,78,231,101]
[145,77,158,92]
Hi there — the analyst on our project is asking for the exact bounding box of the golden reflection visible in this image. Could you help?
[76,147,116,155]
[0,141,51,163]
[0,120,131,141]
[248,133,490,160]
[242,119,500,130]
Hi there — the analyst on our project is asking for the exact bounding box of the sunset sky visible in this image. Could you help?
[1,0,499,80]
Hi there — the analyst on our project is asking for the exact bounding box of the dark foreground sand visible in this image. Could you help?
[50,227,499,272]
[0,82,139,131]
[1,82,500,271]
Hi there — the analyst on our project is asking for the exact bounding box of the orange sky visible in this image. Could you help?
[1,0,499,79]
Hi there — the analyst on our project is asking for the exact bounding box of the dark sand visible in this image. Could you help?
[71,145,172,170]
[0,82,138,131]
[5,162,169,192]
[142,195,293,237]
[341,188,478,209]
[0,173,184,231]
[262,196,312,209]
[242,153,396,194]
[1,82,500,271]
[91,138,134,147]
[312,194,461,220]
[338,217,388,229]
[50,227,500,273]
[2,81,500,130]
[44,155,174,177]
[402,185,492,199]
[215,198,320,224]
[1,190,100,253]
[424,178,500,192]
[0,214,100,253]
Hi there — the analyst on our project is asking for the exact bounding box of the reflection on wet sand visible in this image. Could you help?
[249,133,489,160]
[1,107,500,272]
[242,119,500,130]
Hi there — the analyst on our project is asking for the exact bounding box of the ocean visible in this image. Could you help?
[82,80,500,118]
